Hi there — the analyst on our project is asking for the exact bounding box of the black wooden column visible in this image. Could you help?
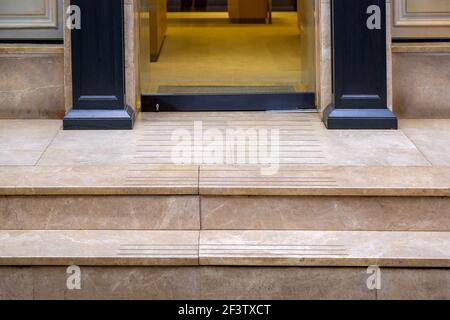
[324,0,397,129]
[63,0,134,130]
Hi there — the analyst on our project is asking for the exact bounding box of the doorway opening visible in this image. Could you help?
[139,0,317,112]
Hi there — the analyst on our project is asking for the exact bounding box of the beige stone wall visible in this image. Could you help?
[0,45,65,119]
[64,0,72,113]
[124,0,141,111]
[386,0,393,110]
[315,0,332,114]
[2,266,450,299]
[390,0,450,119]
[0,0,67,119]
[392,44,450,119]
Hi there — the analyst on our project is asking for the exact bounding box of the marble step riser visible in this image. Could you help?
[1,195,449,232]
[2,266,449,300]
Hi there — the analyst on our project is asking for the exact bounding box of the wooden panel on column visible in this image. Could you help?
[63,0,134,130]
[324,0,397,129]
[228,0,269,23]
[149,0,167,62]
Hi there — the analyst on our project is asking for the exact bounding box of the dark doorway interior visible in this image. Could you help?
[167,0,298,12]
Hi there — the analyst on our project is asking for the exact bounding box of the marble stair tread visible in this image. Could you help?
[0,165,199,195]
[0,44,64,54]
[392,42,450,53]
[0,164,449,196]
[199,230,450,267]
[1,230,450,267]
[199,165,450,196]
[0,230,199,266]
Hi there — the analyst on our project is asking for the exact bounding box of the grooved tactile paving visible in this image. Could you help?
[132,112,327,165]
[128,112,334,190]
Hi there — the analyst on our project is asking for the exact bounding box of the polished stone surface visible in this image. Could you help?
[400,120,450,166]
[63,0,72,113]
[0,267,34,300]
[37,129,137,166]
[0,45,65,119]
[393,52,450,119]
[0,196,200,230]
[316,0,332,113]
[0,266,376,300]
[66,266,201,300]
[0,230,199,266]
[201,196,450,231]
[378,269,450,300]
[321,130,430,166]
[392,42,450,53]
[2,229,449,268]
[199,230,450,267]
[0,165,199,196]
[0,45,63,55]
[199,165,450,196]
[0,120,61,165]
[0,266,201,300]
[2,266,449,300]
[0,114,449,196]
[199,267,374,300]
[124,0,140,111]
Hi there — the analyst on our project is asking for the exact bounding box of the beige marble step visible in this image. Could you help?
[2,194,449,232]
[0,230,199,266]
[0,165,199,196]
[200,196,450,232]
[0,165,449,196]
[1,116,450,197]
[199,165,450,196]
[200,231,450,267]
[3,266,450,300]
[1,230,450,268]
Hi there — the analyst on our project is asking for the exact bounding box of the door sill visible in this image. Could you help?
[141,93,316,112]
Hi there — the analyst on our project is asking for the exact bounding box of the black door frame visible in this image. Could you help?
[324,0,397,129]
[63,0,134,130]
[64,0,397,130]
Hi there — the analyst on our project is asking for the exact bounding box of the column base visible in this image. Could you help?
[63,106,135,130]
[323,106,398,130]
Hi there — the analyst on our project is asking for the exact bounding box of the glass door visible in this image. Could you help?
[139,0,317,111]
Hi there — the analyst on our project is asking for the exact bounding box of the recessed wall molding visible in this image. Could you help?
[0,0,63,40]
[392,0,450,38]
[0,0,58,29]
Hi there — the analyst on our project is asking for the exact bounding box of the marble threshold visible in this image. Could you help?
[1,116,449,197]
[1,230,450,268]
[0,165,449,196]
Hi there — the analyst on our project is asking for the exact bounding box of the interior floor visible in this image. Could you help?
[141,12,312,95]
